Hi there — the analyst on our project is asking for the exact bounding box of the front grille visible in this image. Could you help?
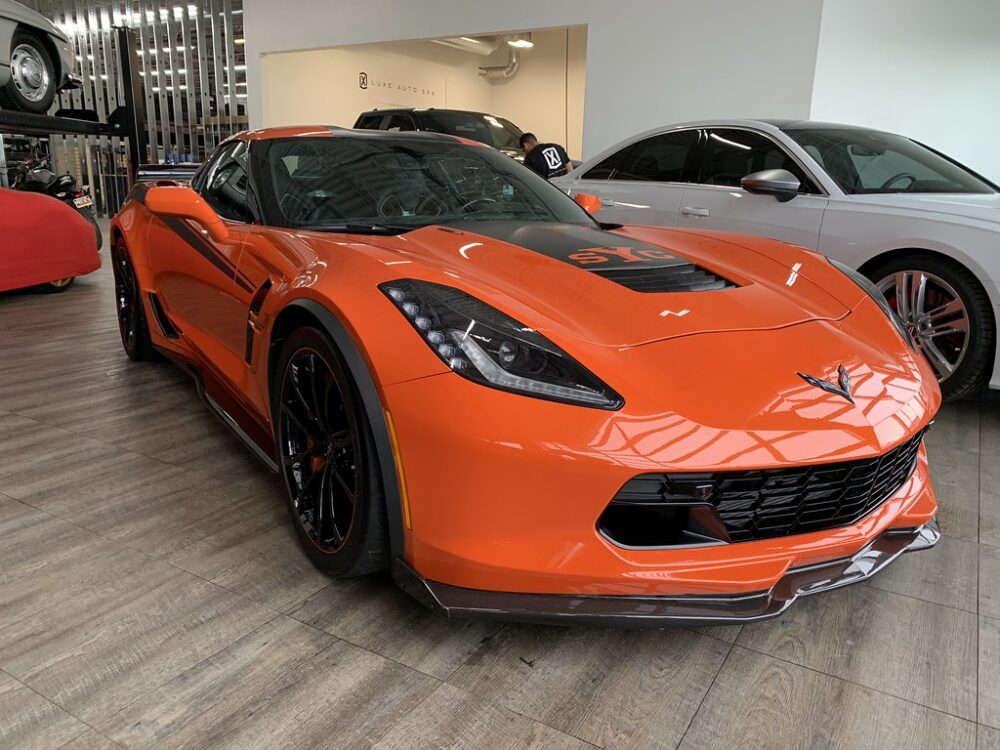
[593,264,733,293]
[604,429,926,546]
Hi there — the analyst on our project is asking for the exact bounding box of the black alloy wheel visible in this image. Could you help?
[111,240,154,360]
[274,327,387,575]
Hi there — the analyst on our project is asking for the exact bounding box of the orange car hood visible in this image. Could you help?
[376,222,854,349]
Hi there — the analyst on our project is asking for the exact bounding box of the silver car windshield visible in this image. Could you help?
[784,128,995,195]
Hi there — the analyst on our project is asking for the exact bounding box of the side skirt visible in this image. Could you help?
[161,350,279,474]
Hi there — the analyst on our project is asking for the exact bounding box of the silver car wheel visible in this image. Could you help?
[11,43,51,103]
[876,270,970,382]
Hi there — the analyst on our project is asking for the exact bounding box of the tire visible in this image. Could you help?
[866,253,995,401]
[272,326,388,576]
[36,277,74,293]
[0,30,57,114]
[110,239,155,360]
[79,207,102,251]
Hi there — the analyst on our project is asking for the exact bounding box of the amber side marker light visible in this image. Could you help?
[384,410,412,529]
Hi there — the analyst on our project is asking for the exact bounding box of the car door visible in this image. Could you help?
[677,128,829,248]
[147,140,253,382]
[567,129,701,225]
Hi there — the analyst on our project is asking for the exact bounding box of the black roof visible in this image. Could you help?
[357,107,504,118]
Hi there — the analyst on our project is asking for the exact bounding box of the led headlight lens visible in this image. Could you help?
[828,258,915,349]
[380,279,624,409]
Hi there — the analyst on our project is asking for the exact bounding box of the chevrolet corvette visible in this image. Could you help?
[110,127,941,626]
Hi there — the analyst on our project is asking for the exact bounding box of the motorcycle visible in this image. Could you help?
[7,152,103,250]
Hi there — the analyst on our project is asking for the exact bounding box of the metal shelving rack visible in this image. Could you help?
[0,26,147,189]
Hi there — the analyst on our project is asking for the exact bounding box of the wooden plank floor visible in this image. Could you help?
[1,245,997,750]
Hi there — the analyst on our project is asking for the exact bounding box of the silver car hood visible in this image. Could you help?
[847,192,1000,224]
[0,0,68,43]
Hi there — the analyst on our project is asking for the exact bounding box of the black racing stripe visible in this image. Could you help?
[446,221,735,293]
[448,221,690,270]
[161,216,255,293]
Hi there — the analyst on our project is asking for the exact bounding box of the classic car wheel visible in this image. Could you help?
[36,276,74,293]
[0,31,57,113]
[870,254,995,400]
[111,240,155,360]
[274,327,388,576]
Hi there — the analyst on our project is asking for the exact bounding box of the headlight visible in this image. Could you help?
[828,258,915,349]
[380,279,624,409]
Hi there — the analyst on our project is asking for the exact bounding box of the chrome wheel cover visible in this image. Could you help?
[11,43,50,103]
[876,270,970,383]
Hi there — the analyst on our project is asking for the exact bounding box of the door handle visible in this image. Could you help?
[682,206,710,217]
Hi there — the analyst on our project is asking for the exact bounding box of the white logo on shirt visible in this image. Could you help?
[542,147,562,170]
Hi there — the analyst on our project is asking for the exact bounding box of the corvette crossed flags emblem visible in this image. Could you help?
[797,365,855,404]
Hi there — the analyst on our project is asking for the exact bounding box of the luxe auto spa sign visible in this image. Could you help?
[358,71,435,97]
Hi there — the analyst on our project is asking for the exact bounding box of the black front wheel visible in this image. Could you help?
[273,327,388,576]
[110,240,154,360]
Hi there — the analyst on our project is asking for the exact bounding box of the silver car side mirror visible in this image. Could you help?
[742,169,801,202]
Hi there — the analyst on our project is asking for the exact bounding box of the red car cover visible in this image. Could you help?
[0,189,100,292]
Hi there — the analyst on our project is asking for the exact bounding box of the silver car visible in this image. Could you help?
[0,0,78,113]
[555,120,1000,400]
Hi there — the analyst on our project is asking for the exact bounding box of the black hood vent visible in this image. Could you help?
[446,221,736,293]
[593,265,733,293]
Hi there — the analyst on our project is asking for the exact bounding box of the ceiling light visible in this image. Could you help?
[234,38,245,45]
[507,39,533,48]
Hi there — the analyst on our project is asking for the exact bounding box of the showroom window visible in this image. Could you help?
[583,129,699,182]
[200,141,251,222]
[697,129,817,192]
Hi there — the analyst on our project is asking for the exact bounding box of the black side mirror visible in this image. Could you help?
[741,168,801,202]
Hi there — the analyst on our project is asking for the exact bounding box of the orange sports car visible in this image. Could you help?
[110,127,941,626]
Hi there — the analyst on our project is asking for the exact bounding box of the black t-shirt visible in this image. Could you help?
[523,143,570,179]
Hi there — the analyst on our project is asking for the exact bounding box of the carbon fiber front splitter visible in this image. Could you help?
[393,520,940,628]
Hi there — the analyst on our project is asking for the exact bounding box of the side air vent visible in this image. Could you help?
[593,264,733,293]
[244,279,273,364]
[147,292,181,339]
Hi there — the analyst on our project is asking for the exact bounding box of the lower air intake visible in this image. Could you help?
[600,428,927,547]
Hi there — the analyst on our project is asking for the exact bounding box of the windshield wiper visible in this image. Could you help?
[296,223,417,235]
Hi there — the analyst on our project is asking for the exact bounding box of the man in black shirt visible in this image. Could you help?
[520,133,573,180]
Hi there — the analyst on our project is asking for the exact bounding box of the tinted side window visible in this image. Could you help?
[614,130,700,182]
[200,141,250,222]
[582,150,625,180]
[385,114,415,131]
[699,129,816,192]
[355,114,384,130]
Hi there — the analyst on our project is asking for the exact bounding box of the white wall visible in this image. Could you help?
[810,0,1000,182]
[260,41,494,129]
[481,27,588,158]
[259,28,587,158]
[243,0,825,159]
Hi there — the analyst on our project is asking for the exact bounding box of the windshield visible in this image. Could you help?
[784,127,995,195]
[418,111,524,151]
[256,136,595,231]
